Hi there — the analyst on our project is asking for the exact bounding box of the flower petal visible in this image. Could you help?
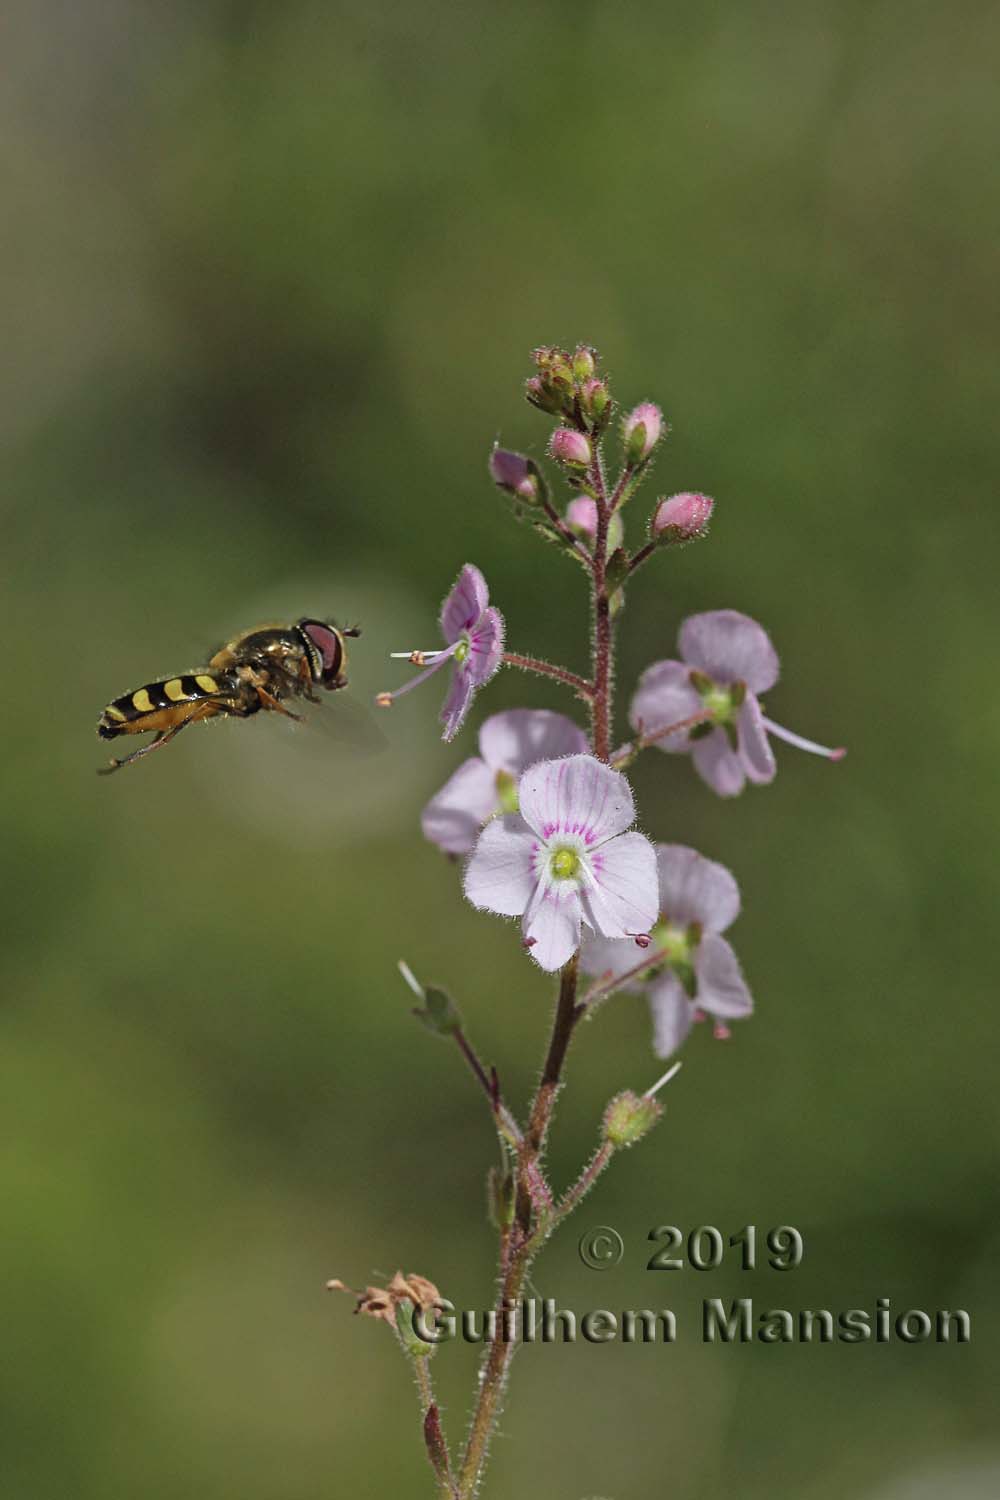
[581,832,659,938]
[421,757,497,855]
[478,709,588,776]
[691,729,746,797]
[579,932,646,992]
[695,935,753,1019]
[523,880,582,971]
[654,844,741,933]
[518,754,636,845]
[440,665,475,743]
[739,693,776,784]
[679,611,779,693]
[466,605,505,686]
[463,814,539,916]
[629,661,702,752]
[440,563,490,643]
[648,973,696,1058]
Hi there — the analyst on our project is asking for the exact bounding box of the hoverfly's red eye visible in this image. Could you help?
[300,620,344,685]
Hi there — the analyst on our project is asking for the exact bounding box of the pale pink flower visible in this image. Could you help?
[422,709,587,855]
[629,609,844,797]
[464,754,658,972]
[582,845,752,1056]
[379,564,504,742]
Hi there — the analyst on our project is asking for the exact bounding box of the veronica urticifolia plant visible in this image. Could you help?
[330,344,845,1498]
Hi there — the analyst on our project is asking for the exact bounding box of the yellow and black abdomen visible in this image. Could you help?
[97,672,233,740]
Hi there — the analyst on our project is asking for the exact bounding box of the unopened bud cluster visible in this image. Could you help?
[525,344,612,434]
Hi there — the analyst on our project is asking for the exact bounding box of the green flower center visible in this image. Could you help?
[688,671,747,748]
[650,919,692,964]
[644,916,704,998]
[549,846,581,880]
[453,638,470,664]
[494,769,519,815]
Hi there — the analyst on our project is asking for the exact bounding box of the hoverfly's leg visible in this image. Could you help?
[255,685,304,721]
[97,701,224,775]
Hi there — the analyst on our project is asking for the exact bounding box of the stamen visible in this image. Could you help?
[713,1021,732,1041]
[644,1061,682,1099]
[389,648,448,664]
[761,716,846,760]
[377,643,458,705]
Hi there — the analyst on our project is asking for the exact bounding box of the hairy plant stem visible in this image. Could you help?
[588,447,614,763]
[454,427,625,1498]
[457,956,582,1498]
[611,709,713,769]
[501,652,593,700]
[452,1026,523,1148]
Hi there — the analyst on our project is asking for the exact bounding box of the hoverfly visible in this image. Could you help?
[97,618,361,774]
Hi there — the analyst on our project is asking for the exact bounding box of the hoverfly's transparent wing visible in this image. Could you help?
[304,688,389,755]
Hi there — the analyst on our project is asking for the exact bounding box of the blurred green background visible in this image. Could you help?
[3,2,998,1496]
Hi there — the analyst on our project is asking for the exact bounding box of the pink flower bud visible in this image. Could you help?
[652,491,714,543]
[623,402,664,463]
[489,447,539,503]
[566,496,624,552]
[524,375,563,415]
[579,377,610,422]
[565,496,598,538]
[549,427,592,468]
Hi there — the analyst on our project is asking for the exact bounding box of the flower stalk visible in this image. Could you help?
[344,342,843,1497]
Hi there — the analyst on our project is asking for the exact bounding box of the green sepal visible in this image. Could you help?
[689,720,714,741]
[487,1167,516,1229]
[722,720,739,752]
[395,1298,438,1358]
[674,960,698,1000]
[413,986,462,1037]
[603,1089,663,1148]
[604,546,630,594]
[688,669,713,695]
[730,680,747,708]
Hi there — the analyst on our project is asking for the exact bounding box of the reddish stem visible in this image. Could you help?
[502,652,593,699]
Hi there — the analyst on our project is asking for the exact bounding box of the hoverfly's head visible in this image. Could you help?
[297,619,355,690]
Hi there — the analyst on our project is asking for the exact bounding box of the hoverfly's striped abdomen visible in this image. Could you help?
[97,673,226,739]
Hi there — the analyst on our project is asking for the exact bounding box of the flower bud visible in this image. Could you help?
[549,427,592,469]
[623,402,664,465]
[412,985,462,1036]
[572,344,597,382]
[603,1089,663,1147]
[565,496,624,552]
[652,491,714,543]
[489,447,542,504]
[578,377,610,424]
[532,344,565,371]
[525,375,564,415]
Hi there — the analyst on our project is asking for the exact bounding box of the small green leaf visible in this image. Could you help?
[413,986,462,1036]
